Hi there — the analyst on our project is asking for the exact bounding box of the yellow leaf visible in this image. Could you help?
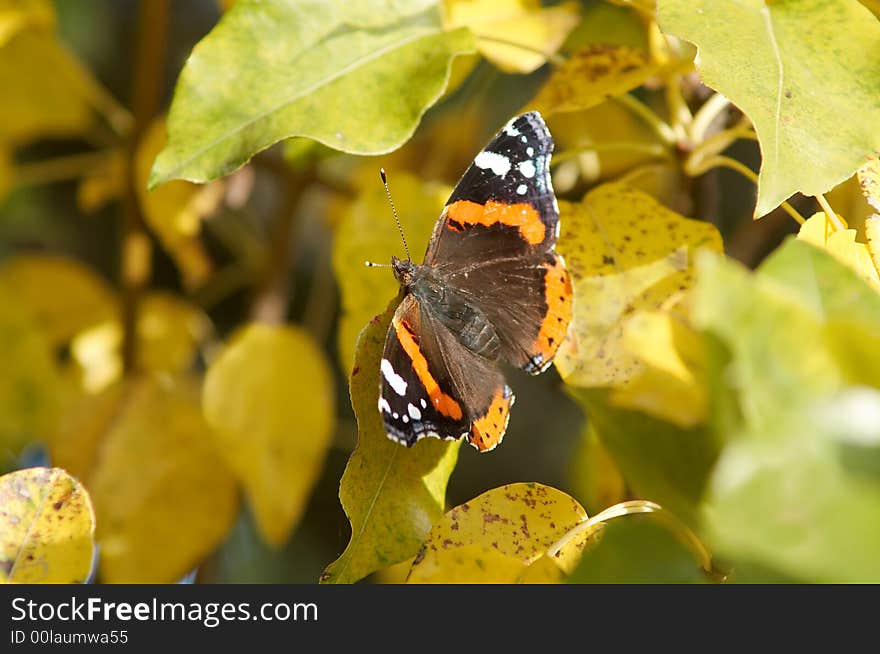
[90,377,238,583]
[407,483,590,583]
[332,172,449,371]
[0,29,95,144]
[70,292,211,392]
[0,0,55,47]
[46,383,124,482]
[867,217,880,279]
[529,44,659,116]
[322,302,460,584]
[514,554,566,583]
[0,467,95,583]
[408,544,530,583]
[858,154,880,214]
[443,0,580,73]
[0,254,116,346]
[611,309,708,427]
[203,324,335,547]
[137,119,223,290]
[555,182,723,387]
[0,284,63,458]
[797,212,880,290]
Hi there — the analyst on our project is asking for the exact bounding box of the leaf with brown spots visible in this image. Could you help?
[407,482,590,583]
[528,44,659,116]
[0,467,95,583]
[321,302,460,584]
[555,182,722,387]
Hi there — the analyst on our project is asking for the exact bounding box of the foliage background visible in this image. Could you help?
[1,0,879,584]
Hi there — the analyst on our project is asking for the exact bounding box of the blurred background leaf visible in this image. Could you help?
[203,323,335,547]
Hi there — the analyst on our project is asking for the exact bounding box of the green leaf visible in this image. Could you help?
[407,482,590,583]
[576,389,718,526]
[203,324,335,547]
[658,0,880,217]
[332,172,450,371]
[569,514,708,583]
[90,377,239,583]
[760,237,880,327]
[705,388,880,582]
[0,467,95,584]
[693,248,838,432]
[694,241,880,433]
[321,301,460,584]
[149,0,475,187]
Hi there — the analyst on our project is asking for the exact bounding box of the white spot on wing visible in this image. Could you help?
[378,397,391,414]
[518,160,536,178]
[381,359,407,396]
[503,120,521,137]
[402,415,409,423]
[408,403,422,420]
[474,151,511,177]
[526,146,534,156]
[420,398,427,409]
[516,184,527,195]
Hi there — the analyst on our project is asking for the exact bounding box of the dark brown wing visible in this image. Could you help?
[379,294,513,452]
[423,111,559,268]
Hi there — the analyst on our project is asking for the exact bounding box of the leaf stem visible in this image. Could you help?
[59,40,133,137]
[120,0,170,373]
[690,93,731,143]
[551,141,671,167]
[664,73,692,143]
[687,122,756,172]
[12,150,117,188]
[815,193,846,231]
[545,499,717,577]
[687,155,806,225]
[614,93,677,145]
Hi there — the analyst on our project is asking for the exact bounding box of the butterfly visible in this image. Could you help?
[377,111,572,452]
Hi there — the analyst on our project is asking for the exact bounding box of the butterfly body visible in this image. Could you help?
[378,111,572,452]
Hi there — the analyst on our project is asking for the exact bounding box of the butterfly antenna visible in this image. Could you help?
[380,168,411,261]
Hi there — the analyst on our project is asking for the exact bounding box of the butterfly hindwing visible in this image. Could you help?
[379,294,513,451]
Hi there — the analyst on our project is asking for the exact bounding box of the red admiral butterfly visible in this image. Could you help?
[377,111,572,452]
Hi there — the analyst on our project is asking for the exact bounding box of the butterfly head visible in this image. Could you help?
[391,255,416,287]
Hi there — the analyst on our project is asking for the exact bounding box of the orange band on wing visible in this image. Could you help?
[533,254,573,364]
[394,319,463,420]
[447,200,545,245]
[470,387,512,452]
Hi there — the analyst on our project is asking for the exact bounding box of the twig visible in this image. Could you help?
[120,0,170,373]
